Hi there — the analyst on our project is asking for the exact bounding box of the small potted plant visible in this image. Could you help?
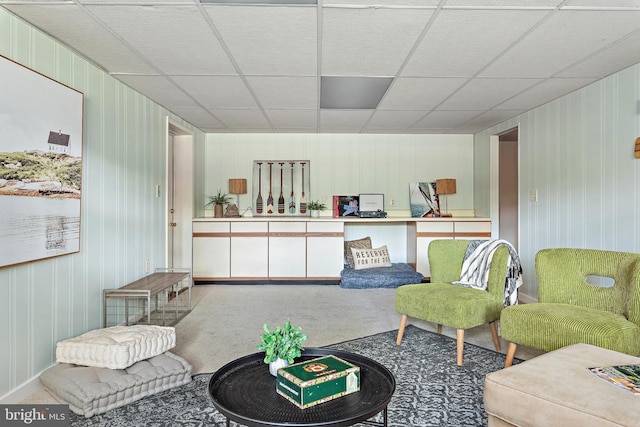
[205,189,232,218]
[307,200,326,218]
[258,320,307,376]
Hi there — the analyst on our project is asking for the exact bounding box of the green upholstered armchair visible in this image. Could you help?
[395,239,509,366]
[501,248,640,367]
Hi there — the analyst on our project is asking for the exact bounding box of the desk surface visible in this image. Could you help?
[208,348,395,427]
[104,271,190,296]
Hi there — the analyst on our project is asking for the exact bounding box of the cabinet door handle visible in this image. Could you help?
[170,222,177,227]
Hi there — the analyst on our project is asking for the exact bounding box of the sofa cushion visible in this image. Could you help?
[56,325,176,369]
[350,245,392,270]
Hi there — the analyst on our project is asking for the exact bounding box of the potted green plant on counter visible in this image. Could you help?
[205,189,232,218]
[258,320,307,376]
[307,200,326,218]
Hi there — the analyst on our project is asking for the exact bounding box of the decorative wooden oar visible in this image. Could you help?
[267,162,274,214]
[299,162,307,214]
[635,137,640,158]
[289,162,296,214]
[278,162,285,214]
[256,162,263,214]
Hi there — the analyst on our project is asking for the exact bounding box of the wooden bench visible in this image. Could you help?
[103,269,191,327]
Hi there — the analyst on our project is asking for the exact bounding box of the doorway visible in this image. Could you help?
[497,127,519,249]
[166,119,194,270]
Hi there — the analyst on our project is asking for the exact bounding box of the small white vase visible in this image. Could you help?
[269,358,289,376]
[310,210,320,218]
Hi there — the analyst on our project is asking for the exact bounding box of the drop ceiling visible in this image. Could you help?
[3,0,640,134]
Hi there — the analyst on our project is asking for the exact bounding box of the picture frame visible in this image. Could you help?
[409,182,440,217]
[0,55,84,267]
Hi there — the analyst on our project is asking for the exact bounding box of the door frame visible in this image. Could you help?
[165,118,194,269]
[490,126,519,248]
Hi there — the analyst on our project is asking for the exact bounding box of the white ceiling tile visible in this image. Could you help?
[324,0,439,6]
[365,110,428,131]
[172,76,258,109]
[450,110,524,133]
[557,31,640,78]
[208,109,272,130]
[319,110,373,132]
[497,77,596,110]
[322,6,435,76]
[439,78,542,109]
[402,9,549,77]
[170,107,226,130]
[266,109,318,131]
[413,110,483,129]
[2,5,157,74]
[378,77,468,110]
[443,0,561,6]
[481,10,640,78]
[246,76,317,109]
[115,75,198,108]
[86,4,238,75]
[206,5,317,75]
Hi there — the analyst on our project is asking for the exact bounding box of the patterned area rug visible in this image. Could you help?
[70,325,518,426]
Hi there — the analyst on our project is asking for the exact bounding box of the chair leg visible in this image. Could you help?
[456,329,464,366]
[505,342,517,368]
[396,314,408,345]
[437,324,442,334]
[489,322,501,352]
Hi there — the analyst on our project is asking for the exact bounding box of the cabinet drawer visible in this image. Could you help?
[193,222,230,233]
[454,221,491,237]
[269,222,306,233]
[307,221,343,234]
[231,222,268,233]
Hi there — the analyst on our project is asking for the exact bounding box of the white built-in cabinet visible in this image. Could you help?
[407,220,492,278]
[192,218,491,282]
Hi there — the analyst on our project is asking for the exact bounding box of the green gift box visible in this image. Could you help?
[276,355,360,409]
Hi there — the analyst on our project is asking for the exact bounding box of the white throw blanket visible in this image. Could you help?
[453,239,523,306]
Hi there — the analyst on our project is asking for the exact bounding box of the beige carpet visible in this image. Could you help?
[22,284,544,404]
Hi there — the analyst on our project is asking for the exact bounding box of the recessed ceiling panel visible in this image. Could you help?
[378,77,468,110]
[321,76,393,109]
[439,78,542,110]
[2,5,158,74]
[172,76,258,109]
[402,9,549,77]
[481,10,640,78]
[247,76,317,109]
[86,4,238,75]
[322,6,434,76]
[206,5,317,75]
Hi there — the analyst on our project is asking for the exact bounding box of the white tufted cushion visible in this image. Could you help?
[41,351,192,417]
[56,325,176,369]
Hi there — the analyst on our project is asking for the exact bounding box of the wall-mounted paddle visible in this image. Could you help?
[299,162,307,214]
[267,162,274,214]
[289,162,296,214]
[256,162,263,214]
[278,162,285,214]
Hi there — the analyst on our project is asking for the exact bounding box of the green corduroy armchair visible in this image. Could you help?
[501,248,640,367]
[395,239,509,366]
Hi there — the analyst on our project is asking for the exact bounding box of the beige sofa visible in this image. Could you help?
[484,343,640,426]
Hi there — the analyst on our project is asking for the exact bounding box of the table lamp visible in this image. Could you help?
[436,179,456,217]
[228,178,247,210]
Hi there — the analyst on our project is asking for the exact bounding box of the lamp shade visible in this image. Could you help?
[229,178,247,195]
[436,179,456,195]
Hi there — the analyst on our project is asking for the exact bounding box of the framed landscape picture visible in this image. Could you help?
[0,55,84,268]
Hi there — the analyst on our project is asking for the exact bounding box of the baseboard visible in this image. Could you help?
[0,370,47,404]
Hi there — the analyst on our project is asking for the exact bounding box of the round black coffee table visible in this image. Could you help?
[208,348,396,427]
